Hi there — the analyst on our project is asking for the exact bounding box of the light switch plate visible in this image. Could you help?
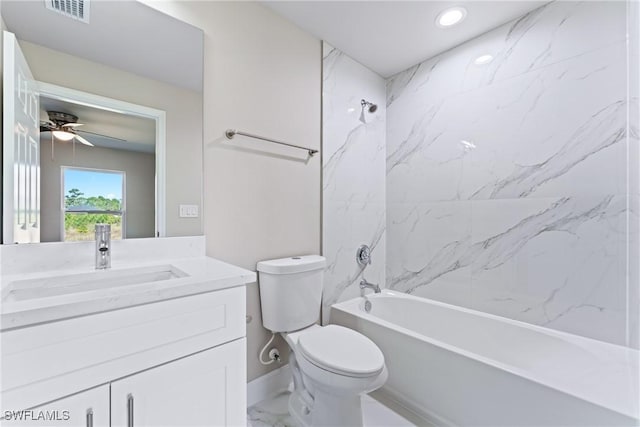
[179,204,199,218]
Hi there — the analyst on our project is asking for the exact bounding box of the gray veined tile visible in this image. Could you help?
[323,118,386,204]
[387,40,627,204]
[248,392,416,427]
[323,204,386,320]
[322,41,342,89]
[247,392,295,427]
[385,1,626,110]
[386,58,439,109]
[322,42,386,314]
[472,99,627,200]
[487,1,626,84]
[387,196,623,302]
[469,195,627,344]
[386,102,445,176]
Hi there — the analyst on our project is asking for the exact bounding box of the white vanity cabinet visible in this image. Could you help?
[111,339,246,427]
[3,340,245,427]
[2,284,249,427]
[2,385,110,427]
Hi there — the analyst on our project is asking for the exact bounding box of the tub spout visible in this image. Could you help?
[360,279,381,296]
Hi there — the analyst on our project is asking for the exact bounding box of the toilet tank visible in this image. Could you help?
[257,255,326,333]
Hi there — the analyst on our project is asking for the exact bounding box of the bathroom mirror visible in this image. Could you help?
[1,0,204,244]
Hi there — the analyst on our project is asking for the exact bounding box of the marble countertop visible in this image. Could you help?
[1,256,256,330]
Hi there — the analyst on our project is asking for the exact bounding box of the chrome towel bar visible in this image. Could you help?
[225,129,318,156]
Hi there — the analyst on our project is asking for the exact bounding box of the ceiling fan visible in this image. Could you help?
[40,111,94,147]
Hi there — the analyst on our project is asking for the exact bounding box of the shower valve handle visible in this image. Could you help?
[356,244,372,267]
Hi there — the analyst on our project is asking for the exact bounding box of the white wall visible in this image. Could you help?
[18,41,202,238]
[39,139,155,242]
[0,19,5,244]
[629,0,640,349]
[140,1,322,381]
[321,42,386,321]
[386,1,633,346]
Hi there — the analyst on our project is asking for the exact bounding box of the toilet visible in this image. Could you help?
[257,255,387,426]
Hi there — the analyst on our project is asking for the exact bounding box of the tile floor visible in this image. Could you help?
[247,391,416,427]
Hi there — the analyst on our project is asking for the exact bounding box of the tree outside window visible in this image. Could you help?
[63,168,125,241]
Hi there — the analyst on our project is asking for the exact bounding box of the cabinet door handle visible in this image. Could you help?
[127,394,134,427]
[86,408,93,427]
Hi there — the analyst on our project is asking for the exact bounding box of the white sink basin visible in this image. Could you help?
[2,264,188,303]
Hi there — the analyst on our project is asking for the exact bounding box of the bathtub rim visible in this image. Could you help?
[331,290,639,420]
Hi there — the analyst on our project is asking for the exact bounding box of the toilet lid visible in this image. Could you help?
[297,325,385,378]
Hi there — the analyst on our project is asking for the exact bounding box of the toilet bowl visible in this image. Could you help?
[283,324,388,426]
[257,255,387,426]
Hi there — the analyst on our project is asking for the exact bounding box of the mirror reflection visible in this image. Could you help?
[1,0,204,244]
[40,97,156,242]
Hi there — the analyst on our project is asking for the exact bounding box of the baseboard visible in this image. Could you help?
[247,364,292,407]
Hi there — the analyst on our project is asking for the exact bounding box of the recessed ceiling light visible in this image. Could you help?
[436,7,467,28]
[474,54,494,65]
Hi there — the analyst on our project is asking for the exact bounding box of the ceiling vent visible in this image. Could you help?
[44,0,90,23]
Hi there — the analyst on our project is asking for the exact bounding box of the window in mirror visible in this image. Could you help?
[62,167,125,242]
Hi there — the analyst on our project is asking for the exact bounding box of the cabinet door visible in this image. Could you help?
[1,385,109,427]
[111,339,246,427]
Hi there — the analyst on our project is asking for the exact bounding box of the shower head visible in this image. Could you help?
[361,99,377,113]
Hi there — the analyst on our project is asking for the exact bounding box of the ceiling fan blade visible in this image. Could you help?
[77,129,128,142]
[74,134,94,147]
[61,123,84,128]
[40,120,56,128]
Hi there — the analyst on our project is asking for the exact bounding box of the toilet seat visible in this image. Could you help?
[297,325,385,378]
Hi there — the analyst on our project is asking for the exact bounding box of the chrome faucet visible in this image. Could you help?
[95,224,111,270]
[360,279,381,296]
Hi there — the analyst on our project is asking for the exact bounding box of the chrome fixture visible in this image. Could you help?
[359,100,378,124]
[225,129,318,156]
[356,244,372,267]
[361,99,378,113]
[360,279,381,296]
[86,408,93,427]
[95,224,111,270]
[364,298,372,313]
[127,394,134,427]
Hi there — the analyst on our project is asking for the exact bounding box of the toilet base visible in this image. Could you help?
[282,329,387,427]
[289,386,364,427]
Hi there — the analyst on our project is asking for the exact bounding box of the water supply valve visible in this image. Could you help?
[268,348,281,363]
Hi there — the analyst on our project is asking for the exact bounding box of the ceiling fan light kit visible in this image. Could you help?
[52,130,75,141]
[40,111,94,146]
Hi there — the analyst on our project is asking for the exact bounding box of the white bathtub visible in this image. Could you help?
[331,290,639,427]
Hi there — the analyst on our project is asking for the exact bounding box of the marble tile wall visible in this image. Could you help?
[386,1,634,345]
[322,42,386,322]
